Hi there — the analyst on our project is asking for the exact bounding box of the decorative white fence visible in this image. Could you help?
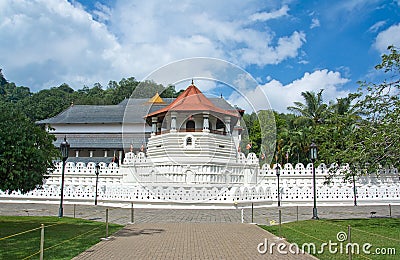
[0,161,399,207]
[258,163,400,205]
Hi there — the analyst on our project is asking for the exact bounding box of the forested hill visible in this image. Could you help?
[0,70,181,121]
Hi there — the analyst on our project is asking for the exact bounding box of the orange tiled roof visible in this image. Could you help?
[145,83,239,118]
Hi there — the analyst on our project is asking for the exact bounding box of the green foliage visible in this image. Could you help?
[0,102,58,193]
[17,85,74,121]
[335,45,400,175]
[288,89,328,125]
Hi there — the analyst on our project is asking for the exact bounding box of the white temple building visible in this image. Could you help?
[1,82,399,207]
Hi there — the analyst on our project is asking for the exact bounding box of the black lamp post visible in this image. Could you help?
[352,173,357,206]
[95,163,100,205]
[58,136,70,218]
[310,141,319,220]
[276,165,281,207]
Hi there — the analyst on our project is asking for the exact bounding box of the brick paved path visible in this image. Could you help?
[0,202,398,225]
[1,202,398,259]
[73,223,316,260]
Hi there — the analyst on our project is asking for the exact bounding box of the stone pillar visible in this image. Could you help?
[171,112,177,132]
[118,150,123,165]
[151,117,157,136]
[75,150,79,157]
[104,150,108,157]
[157,123,162,134]
[224,116,231,135]
[202,113,210,133]
[89,150,94,157]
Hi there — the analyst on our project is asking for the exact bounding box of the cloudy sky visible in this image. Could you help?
[1,0,399,112]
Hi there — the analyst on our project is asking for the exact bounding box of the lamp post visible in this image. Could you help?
[95,163,100,205]
[310,141,319,220]
[352,173,357,206]
[276,164,281,207]
[58,137,70,218]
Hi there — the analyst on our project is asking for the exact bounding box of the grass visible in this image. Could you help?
[260,218,400,260]
[0,216,123,259]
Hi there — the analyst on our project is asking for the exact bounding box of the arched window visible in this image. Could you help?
[186,120,195,132]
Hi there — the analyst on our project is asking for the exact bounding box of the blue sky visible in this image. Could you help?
[1,0,399,112]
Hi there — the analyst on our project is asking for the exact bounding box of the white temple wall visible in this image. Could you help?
[1,158,399,207]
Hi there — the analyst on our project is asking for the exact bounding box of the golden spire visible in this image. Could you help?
[147,92,165,104]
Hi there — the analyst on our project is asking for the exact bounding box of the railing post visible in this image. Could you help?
[278,209,282,239]
[251,203,254,223]
[131,202,134,223]
[106,208,109,238]
[348,225,352,260]
[40,224,44,260]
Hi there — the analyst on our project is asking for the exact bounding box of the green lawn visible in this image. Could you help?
[261,218,400,260]
[0,216,123,259]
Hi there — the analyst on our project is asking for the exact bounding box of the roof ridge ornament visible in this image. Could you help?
[191,79,194,85]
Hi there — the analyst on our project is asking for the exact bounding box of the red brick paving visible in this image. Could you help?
[73,223,317,260]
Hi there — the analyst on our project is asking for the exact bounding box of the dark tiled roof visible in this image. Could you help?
[37,97,236,125]
[209,98,238,112]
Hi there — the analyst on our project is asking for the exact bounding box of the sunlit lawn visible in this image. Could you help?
[261,218,400,260]
[0,216,123,259]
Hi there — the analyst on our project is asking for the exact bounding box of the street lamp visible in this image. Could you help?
[95,163,100,205]
[276,164,281,207]
[310,141,319,220]
[58,136,70,218]
[352,173,357,206]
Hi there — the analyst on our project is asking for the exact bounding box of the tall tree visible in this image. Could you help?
[288,90,328,125]
[336,45,400,176]
[0,102,59,193]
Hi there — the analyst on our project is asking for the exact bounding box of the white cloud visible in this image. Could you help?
[0,0,306,91]
[368,20,386,33]
[0,0,121,90]
[235,31,306,66]
[249,5,289,22]
[228,69,349,113]
[374,23,400,53]
[310,18,320,29]
[92,2,112,23]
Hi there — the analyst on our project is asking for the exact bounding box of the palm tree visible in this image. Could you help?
[288,90,328,125]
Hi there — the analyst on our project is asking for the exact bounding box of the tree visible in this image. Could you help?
[288,90,328,125]
[335,45,400,176]
[18,85,73,121]
[0,102,59,193]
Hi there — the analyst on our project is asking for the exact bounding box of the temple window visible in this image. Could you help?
[186,137,192,146]
[186,120,195,132]
[184,134,195,148]
[216,119,225,132]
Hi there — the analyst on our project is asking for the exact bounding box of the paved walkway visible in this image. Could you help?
[73,223,316,260]
[1,202,398,259]
[0,202,398,225]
